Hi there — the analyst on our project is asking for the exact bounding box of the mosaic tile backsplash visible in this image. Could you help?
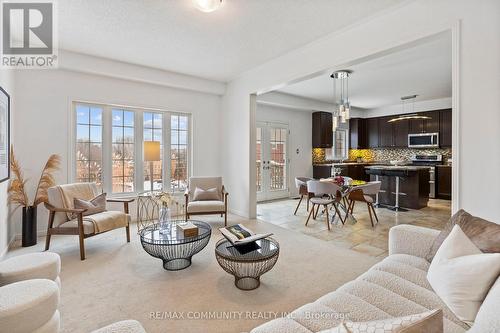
[313,147,452,164]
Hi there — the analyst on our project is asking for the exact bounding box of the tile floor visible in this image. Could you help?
[257,198,451,258]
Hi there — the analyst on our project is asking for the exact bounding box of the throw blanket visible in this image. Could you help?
[56,184,127,234]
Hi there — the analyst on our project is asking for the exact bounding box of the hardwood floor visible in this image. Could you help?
[257,198,451,258]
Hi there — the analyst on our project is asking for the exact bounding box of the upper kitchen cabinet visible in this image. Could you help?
[393,118,409,147]
[312,111,333,148]
[378,116,394,147]
[439,109,452,147]
[409,110,439,133]
[349,118,367,149]
[378,116,408,148]
[366,117,379,148]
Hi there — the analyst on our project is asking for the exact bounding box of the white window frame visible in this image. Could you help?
[70,101,192,196]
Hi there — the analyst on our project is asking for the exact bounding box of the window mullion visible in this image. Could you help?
[136,110,144,193]
[163,113,171,192]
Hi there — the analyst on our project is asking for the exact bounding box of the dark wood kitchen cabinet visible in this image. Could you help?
[366,117,379,148]
[409,110,439,134]
[393,119,409,147]
[349,118,367,149]
[313,165,332,179]
[378,117,394,147]
[347,164,370,181]
[312,112,333,148]
[440,109,452,147]
[436,165,452,200]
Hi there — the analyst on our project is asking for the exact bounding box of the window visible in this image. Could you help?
[112,109,135,193]
[170,115,189,190]
[75,105,103,185]
[73,103,190,194]
[143,112,163,191]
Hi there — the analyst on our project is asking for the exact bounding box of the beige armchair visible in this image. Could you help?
[184,177,228,226]
[44,183,134,260]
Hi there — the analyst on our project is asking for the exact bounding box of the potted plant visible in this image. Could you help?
[8,147,60,247]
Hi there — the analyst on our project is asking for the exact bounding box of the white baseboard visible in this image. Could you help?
[228,208,250,219]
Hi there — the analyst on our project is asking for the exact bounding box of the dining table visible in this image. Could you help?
[319,177,368,224]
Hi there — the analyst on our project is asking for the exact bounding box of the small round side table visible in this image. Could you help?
[215,238,279,290]
[140,220,211,271]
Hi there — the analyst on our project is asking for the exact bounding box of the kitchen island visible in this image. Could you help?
[365,165,430,210]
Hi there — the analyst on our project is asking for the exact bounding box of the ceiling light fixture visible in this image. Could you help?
[331,70,352,129]
[193,0,223,13]
[388,95,431,123]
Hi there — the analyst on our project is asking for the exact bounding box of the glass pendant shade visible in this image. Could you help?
[332,116,338,130]
[331,70,352,129]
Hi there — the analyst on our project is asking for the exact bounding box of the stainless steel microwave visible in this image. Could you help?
[408,133,439,148]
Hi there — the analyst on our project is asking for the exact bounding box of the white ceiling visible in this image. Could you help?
[277,33,452,109]
[58,0,402,82]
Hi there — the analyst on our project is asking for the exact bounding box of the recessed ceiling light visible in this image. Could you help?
[193,0,223,13]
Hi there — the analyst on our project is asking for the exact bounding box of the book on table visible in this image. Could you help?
[219,224,272,246]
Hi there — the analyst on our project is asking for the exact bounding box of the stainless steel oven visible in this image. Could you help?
[408,133,439,148]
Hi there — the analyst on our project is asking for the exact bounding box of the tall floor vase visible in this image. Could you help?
[22,206,37,247]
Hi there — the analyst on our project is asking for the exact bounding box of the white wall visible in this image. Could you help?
[0,69,15,257]
[222,0,500,221]
[256,103,312,197]
[12,68,222,237]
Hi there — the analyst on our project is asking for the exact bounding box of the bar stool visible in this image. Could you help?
[385,170,408,212]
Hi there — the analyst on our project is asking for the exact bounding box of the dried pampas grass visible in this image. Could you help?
[7,146,61,208]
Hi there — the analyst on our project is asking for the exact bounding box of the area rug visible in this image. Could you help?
[8,215,380,333]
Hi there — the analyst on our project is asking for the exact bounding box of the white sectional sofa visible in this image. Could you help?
[251,224,499,333]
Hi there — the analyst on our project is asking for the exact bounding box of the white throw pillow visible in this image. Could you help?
[427,225,500,325]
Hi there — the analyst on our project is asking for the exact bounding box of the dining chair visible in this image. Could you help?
[347,181,381,227]
[294,177,313,215]
[305,180,345,230]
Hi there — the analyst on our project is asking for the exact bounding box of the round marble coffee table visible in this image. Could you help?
[215,238,279,290]
[140,220,211,270]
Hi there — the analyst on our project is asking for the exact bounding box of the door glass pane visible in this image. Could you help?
[170,115,189,190]
[256,127,262,192]
[269,128,287,191]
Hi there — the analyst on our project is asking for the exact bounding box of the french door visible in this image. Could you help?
[256,122,289,202]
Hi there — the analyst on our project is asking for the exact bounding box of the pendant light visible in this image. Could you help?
[193,0,223,12]
[331,70,352,129]
[388,95,431,123]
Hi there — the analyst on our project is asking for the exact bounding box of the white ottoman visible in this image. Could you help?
[0,279,60,333]
[91,320,147,333]
[0,252,61,287]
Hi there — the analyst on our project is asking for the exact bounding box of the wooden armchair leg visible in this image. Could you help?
[77,215,86,260]
[305,204,315,226]
[78,234,85,260]
[126,224,130,242]
[224,212,227,226]
[45,232,52,251]
[45,211,55,251]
